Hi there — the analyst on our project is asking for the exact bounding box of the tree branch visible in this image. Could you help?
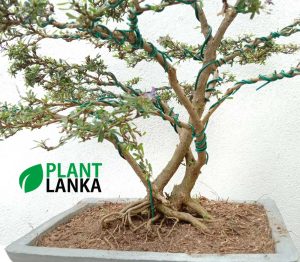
[193,2,210,37]
[106,137,148,188]
[192,2,238,124]
[217,19,300,67]
[202,65,300,123]
[211,7,238,50]
[154,129,193,191]
[40,17,200,125]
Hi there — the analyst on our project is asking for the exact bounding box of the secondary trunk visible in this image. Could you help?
[168,150,207,214]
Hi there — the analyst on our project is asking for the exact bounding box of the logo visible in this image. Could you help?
[19,164,43,193]
[19,163,102,193]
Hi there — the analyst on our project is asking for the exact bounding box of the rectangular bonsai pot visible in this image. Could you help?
[6,198,299,262]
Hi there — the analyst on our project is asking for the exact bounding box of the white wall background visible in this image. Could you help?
[1,0,300,255]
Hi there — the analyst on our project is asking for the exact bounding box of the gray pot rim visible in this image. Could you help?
[6,198,299,262]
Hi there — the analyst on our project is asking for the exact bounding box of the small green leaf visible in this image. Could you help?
[57,2,70,5]
[19,164,43,193]
[66,12,77,19]
[98,125,105,142]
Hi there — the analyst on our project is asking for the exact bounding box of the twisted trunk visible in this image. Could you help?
[168,150,210,217]
[102,5,239,230]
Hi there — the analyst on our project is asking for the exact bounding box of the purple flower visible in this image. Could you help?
[142,87,157,100]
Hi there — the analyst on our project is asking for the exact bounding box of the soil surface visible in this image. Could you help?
[37,198,275,254]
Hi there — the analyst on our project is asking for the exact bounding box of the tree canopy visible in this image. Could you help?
[1,0,299,228]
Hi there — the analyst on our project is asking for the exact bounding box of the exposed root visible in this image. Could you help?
[185,199,213,220]
[159,217,165,231]
[99,212,123,227]
[124,200,149,215]
[156,227,163,241]
[146,214,161,230]
[105,229,119,248]
[100,200,149,230]
[103,236,115,249]
[156,204,208,232]
[126,211,136,230]
[166,217,179,238]
[100,199,210,235]
[132,221,147,232]
[120,199,145,213]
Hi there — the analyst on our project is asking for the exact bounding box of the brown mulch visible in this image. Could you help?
[36,198,275,254]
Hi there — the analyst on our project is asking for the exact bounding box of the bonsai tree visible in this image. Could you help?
[1,0,299,230]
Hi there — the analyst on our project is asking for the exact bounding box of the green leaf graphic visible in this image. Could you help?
[19,164,43,193]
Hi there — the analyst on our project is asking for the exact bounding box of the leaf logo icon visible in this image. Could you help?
[19,164,43,193]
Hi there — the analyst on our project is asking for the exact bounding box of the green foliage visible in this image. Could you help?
[0,0,50,32]
[0,0,299,183]
[121,95,156,117]
[0,102,54,138]
[158,35,198,63]
[7,42,33,75]
[58,0,128,27]
[21,0,49,22]
[236,0,262,19]
[156,34,300,66]
[219,36,300,65]
[24,65,40,86]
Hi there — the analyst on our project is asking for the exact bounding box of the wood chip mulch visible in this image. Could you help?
[36,198,275,254]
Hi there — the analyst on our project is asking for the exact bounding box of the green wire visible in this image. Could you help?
[106,0,125,9]
[147,178,155,222]
[209,67,300,108]
[199,26,212,59]
[256,68,300,91]
[195,60,220,90]
[189,122,209,163]
[31,1,300,203]
[112,134,126,159]
[206,77,223,91]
